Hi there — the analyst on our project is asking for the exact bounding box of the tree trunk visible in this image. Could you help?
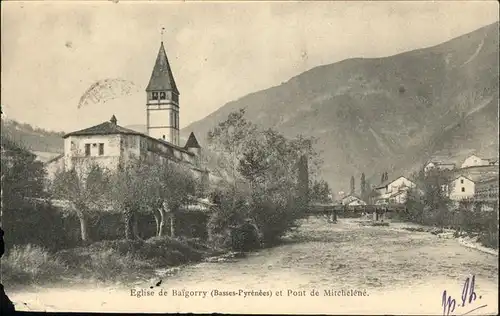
[132,213,141,240]
[124,210,133,240]
[153,209,161,237]
[76,210,89,243]
[158,208,166,237]
[170,212,176,238]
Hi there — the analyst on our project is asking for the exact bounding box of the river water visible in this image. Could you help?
[9,217,499,315]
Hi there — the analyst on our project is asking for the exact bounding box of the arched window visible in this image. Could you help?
[160,92,166,100]
[152,92,158,100]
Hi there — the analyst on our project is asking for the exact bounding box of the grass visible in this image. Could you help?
[3,237,220,286]
[1,244,68,285]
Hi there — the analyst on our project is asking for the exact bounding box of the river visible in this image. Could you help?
[8,217,499,315]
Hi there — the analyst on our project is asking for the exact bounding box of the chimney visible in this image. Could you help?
[110,115,117,125]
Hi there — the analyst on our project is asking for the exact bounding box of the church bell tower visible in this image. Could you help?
[146,40,180,145]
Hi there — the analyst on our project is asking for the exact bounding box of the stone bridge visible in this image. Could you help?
[309,202,407,221]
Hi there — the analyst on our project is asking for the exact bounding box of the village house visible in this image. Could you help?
[374,176,416,205]
[423,160,456,174]
[340,194,366,206]
[45,41,212,185]
[444,175,475,201]
[460,154,498,168]
[443,173,499,202]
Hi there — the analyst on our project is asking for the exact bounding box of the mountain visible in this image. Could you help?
[181,22,499,194]
[0,118,65,161]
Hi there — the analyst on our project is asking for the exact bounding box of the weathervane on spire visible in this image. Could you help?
[161,27,165,43]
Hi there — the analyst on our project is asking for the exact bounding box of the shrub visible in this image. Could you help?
[2,200,80,251]
[207,191,249,249]
[1,244,67,285]
[229,222,261,252]
[477,209,499,250]
[371,222,390,227]
[251,197,303,246]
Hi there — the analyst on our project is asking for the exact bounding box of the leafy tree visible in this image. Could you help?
[360,173,366,197]
[207,109,322,244]
[1,136,46,207]
[310,180,332,204]
[404,168,453,226]
[157,163,197,238]
[107,158,196,239]
[50,160,111,243]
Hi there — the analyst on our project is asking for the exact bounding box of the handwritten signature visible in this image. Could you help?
[442,275,488,316]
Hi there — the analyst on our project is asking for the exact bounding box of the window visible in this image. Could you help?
[461,187,465,192]
[460,179,464,184]
[85,144,91,156]
[160,92,166,100]
[99,143,104,155]
[162,135,165,140]
[152,92,158,100]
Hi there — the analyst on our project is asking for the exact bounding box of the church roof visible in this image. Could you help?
[63,116,195,156]
[145,42,179,94]
[63,116,142,138]
[184,132,201,149]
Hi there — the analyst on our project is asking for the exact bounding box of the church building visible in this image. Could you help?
[46,41,208,183]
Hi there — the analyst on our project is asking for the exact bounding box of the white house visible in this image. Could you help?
[461,154,490,168]
[340,195,366,206]
[445,175,475,201]
[375,176,416,204]
[45,41,214,186]
[424,160,455,173]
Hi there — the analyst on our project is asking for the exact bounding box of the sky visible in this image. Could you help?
[1,1,499,133]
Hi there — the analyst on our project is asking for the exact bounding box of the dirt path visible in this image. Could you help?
[8,218,499,315]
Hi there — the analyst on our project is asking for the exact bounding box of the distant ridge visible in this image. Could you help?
[182,22,499,193]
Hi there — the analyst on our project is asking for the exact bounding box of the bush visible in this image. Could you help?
[370,222,390,227]
[1,244,67,285]
[251,198,303,246]
[3,200,80,251]
[229,222,261,252]
[207,192,249,249]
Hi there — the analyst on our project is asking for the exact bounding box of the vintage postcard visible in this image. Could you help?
[1,1,499,315]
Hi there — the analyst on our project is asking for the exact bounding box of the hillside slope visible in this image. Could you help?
[1,118,64,154]
[181,22,499,194]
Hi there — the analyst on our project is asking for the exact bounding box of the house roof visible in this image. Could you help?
[375,176,413,189]
[450,173,496,184]
[185,132,201,149]
[340,194,362,202]
[145,42,179,94]
[63,116,194,156]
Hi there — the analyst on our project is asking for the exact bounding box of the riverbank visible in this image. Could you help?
[2,236,224,292]
[388,220,499,256]
[8,217,498,314]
